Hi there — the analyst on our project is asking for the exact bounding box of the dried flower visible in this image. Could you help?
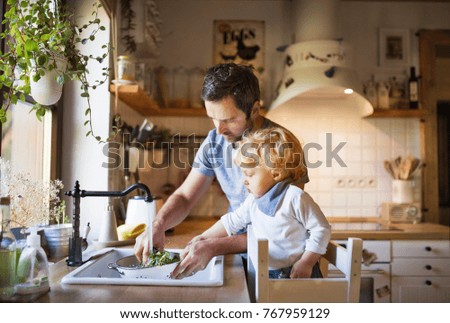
[0,157,66,228]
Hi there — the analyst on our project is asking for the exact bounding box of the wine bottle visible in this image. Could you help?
[408,66,419,109]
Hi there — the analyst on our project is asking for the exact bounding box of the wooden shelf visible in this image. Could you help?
[152,107,207,117]
[366,108,427,118]
[110,84,207,117]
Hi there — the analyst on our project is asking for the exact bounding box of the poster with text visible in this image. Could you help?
[213,20,266,103]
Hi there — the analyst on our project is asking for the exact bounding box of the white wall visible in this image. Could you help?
[114,0,450,217]
[62,0,111,239]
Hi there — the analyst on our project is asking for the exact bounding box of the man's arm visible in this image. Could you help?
[134,170,214,263]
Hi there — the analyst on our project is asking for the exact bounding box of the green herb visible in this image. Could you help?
[144,251,179,268]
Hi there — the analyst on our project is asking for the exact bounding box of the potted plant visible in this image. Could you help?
[0,157,70,258]
[0,0,115,142]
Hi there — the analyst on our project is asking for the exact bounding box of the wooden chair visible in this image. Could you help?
[246,225,363,302]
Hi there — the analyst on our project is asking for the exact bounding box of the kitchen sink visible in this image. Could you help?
[61,248,224,286]
[330,222,402,231]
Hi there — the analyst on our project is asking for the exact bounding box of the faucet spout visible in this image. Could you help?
[64,181,153,266]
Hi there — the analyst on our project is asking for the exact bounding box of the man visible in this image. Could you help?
[134,63,308,278]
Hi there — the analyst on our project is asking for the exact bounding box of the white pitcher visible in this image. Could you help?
[125,196,157,229]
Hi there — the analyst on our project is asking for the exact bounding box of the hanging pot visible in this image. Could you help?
[30,57,67,106]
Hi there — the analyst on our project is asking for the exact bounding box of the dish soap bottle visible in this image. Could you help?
[0,196,16,301]
[15,227,50,300]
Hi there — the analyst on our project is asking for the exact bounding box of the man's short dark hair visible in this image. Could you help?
[201,63,260,119]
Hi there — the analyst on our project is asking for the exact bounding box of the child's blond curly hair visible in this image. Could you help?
[236,127,307,182]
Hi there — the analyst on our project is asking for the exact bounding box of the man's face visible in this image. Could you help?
[205,96,253,143]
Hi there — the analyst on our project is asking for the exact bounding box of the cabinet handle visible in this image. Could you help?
[425,280,432,286]
[425,265,432,270]
[425,246,432,252]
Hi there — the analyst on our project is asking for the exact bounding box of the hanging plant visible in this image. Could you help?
[0,0,117,142]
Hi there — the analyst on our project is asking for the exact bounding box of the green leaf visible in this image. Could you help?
[85,131,92,137]
[36,54,47,66]
[80,92,89,98]
[24,39,38,52]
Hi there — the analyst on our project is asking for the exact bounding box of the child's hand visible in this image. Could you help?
[290,259,314,278]
[290,251,321,278]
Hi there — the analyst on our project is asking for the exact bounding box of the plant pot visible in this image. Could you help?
[30,57,67,106]
[42,223,72,259]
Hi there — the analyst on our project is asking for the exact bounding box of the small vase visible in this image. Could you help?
[42,223,72,259]
[392,180,414,204]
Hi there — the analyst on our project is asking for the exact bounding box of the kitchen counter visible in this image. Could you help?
[327,217,449,240]
[36,218,250,303]
[34,217,448,303]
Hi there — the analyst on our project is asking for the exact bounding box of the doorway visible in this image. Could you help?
[419,30,450,225]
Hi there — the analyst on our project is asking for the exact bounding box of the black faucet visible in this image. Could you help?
[64,180,153,266]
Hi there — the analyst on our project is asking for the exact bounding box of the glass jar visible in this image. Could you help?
[117,55,135,81]
[189,67,205,109]
[171,66,189,108]
[0,196,16,301]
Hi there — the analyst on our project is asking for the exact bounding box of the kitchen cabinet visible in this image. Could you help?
[391,240,450,302]
[110,84,207,117]
[331,239,391,303]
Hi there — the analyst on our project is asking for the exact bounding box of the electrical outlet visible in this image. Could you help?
[366,177,377,188]
[336,177,377,189]
[336,178,346,188]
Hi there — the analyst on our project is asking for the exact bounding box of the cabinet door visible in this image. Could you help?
[391,276,450,302]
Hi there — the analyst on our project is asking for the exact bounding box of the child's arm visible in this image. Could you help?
[198,220,228,239]
[290,251,321,278]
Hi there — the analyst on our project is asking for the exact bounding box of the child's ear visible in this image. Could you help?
[271,170,283,182]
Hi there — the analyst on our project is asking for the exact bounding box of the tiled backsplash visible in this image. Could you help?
[271,114,422,218]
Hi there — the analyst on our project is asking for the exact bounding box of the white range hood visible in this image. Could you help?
[269,0,373,117]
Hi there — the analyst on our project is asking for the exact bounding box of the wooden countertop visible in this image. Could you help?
[178,217,449,240]
[327,217,450,240]
[32,217,448,303]
[36,218,250,303]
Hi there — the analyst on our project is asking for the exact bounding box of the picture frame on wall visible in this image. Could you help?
[378,28,410,67]
[213,20,265,72]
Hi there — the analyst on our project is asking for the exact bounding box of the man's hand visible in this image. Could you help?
[134,221,166,264]
[170,236,214,279]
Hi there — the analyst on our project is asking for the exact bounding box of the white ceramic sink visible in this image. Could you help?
[61,248,224,286]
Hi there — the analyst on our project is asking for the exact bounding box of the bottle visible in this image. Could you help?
[377,81,390,110]
[0,196,16,301]
[15,227,50,300]
[117,55,135,81]
[408,66,419,109]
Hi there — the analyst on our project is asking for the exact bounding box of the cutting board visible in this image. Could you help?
[61,248,224,286]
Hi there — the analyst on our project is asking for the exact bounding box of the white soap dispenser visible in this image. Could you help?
[15,227,50,300]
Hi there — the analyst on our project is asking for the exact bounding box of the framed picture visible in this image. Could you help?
[213,20,265,73]
[378,28,410,67]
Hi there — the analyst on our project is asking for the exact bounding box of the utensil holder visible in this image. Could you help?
[392,180,414,203]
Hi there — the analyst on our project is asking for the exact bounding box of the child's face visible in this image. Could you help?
[241,163,277,198]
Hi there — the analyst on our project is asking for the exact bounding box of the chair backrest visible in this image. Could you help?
[247,225,362,303]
